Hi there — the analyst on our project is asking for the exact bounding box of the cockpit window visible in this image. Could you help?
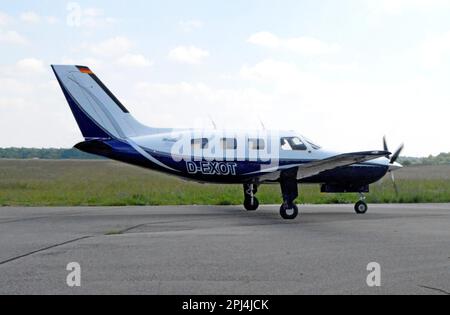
[280,137,307,151]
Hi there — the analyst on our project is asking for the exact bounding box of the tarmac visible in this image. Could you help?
[0,204,449,295]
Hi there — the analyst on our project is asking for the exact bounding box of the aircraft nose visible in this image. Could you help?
[389,161,403,172]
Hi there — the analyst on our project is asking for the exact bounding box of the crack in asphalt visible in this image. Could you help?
[0,216,54,225]
[0,236,92,266]
[419,285,450,295]
[111,217,294,235]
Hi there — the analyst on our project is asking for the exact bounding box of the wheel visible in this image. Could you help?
[244,197,259,211]
[354,201,368,214]
[280,203,299,220]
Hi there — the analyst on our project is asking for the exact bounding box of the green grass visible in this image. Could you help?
[0,159,450,206]
[104,230,125,236]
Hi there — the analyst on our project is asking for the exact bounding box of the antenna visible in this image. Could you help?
[259,118,267,130]
[208,114,217,130]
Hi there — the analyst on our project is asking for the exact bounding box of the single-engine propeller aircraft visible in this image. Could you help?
[52,65,404,220]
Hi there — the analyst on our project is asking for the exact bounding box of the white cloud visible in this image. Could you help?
[45,16,59,25]
[248,32,340,55]
[168,46,210,64]
[16,58,46,73]
[116,54,154,67]
[77,37,153,69]
[60,57,103,71]
[89,36,134,57]
[419,32,450,69]
[0,11,13,26]
[248,32,280,48]
[81,7,116,28]
[240,59,302,82]
[84,7,104,17]
[179,19,204,32]
[0,30,28,45]
[20,11,41,24]
[19,11,58,25]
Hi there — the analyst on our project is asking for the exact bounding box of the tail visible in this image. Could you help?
[52,65,155,140]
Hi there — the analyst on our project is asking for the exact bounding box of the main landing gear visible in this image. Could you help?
[354,193,368,214]
[243,171,300,220]
[279,169,299,220]
[243,184,259,211]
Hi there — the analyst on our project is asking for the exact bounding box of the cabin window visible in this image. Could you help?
[191,138,209,150]
[249,138,266,150]
[221,138,237,150]
[280,137,307,151]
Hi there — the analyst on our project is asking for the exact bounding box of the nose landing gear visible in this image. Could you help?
[354,193,368,214]
[243,184,259,211]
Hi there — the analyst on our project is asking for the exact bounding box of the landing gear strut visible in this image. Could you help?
[243,184,259,211]
[279,169,299,220]
[354,193,368,214]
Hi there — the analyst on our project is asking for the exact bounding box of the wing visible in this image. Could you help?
[296,150,390,179]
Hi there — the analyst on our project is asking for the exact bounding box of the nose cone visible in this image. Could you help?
[389,162,403,172]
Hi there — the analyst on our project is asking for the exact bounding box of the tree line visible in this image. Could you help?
[0,148,449,165]
[399,153,450,166]
[0,148,102,160]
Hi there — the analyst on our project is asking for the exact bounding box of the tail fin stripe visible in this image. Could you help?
[75,66,130,114]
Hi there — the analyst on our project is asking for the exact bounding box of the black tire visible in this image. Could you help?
[280,203,299,220]
[355,201,368,214]
[244,197,259,211]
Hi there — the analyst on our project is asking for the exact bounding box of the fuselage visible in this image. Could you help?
[77,128,394,186]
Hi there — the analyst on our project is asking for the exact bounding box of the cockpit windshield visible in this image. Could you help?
[302,136,322,150]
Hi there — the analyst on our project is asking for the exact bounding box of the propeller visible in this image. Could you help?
[390,143,404,164]
[390,171,399,196]
[383,136,404,164]
[383,136,404,196]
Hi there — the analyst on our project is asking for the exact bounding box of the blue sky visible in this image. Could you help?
[1,0,450,156]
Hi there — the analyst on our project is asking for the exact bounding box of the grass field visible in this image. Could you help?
[1,159,450,206]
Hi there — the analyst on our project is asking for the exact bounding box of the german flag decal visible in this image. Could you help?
[76,66,93,74]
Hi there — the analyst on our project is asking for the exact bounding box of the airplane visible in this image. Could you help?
[51,65,404,220]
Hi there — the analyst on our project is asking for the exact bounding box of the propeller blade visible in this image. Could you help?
[383,136,389,152]
[390,143,404,164]
[390,171,399,196]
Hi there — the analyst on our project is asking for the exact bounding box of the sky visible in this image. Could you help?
[1,0,450,156]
